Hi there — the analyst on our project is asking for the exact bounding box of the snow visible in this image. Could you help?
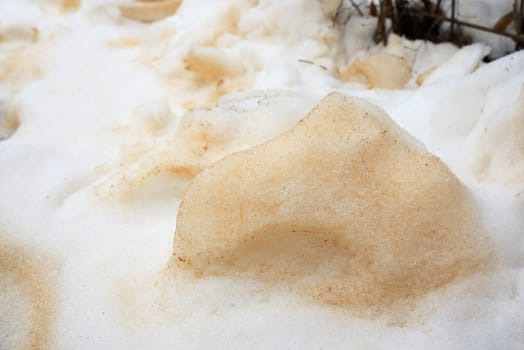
[0,0,523,349]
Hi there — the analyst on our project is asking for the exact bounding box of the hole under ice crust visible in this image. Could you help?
[171,92,493,315]
[0,104,19,141]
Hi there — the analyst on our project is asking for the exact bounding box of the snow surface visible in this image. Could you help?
[0,0,523,349]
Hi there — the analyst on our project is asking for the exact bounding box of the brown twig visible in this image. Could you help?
[450,0,456,38]
[298,59,328,71]
[349,0,363,16]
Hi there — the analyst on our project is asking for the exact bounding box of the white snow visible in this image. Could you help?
[0,0,523,349]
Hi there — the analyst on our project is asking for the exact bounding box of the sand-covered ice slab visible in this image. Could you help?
[119,0,183,23]
[172,93,493,315]
[94,91,316,200]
